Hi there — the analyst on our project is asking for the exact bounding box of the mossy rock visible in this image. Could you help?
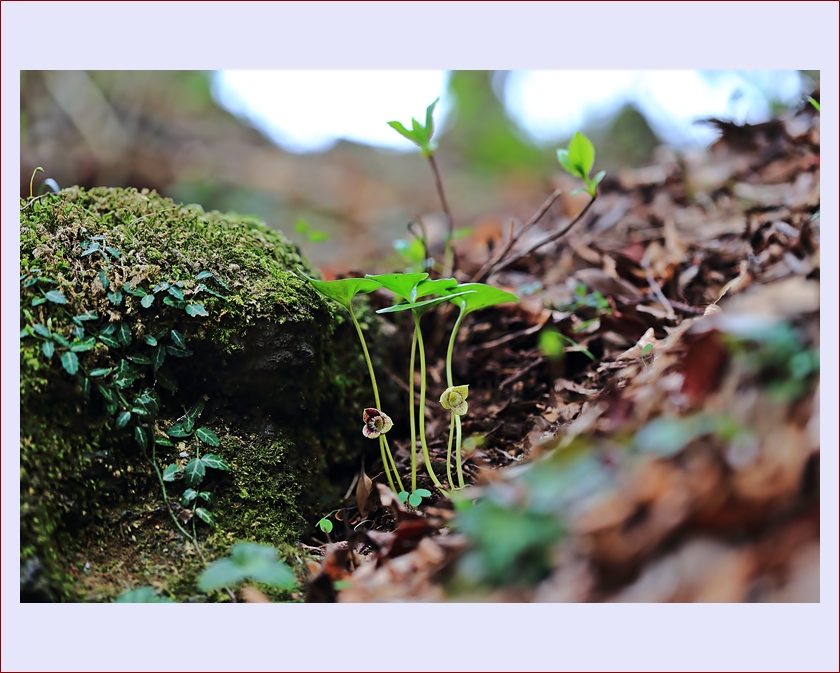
[20,187,375,602]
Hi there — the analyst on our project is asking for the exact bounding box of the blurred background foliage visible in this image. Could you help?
[20,70,818,274]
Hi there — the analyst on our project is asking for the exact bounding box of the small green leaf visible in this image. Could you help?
[414,277,458,299]
[186,402,205,421]
[364,272,428,302]
[408,492,423,507]
[195,427,221,447]
[33,323,50,338]
[591,170,607,191]
[808,96,820,112]
[31,297,47,307]
[152,345,165,370]
[124,286,146,298]
[41,340,55,359]
[397,491,409,503]
[185,302,209,317]
[168,286,185,300]
[128,354,152,365]
[167,422,192,438]
[567,131,595,177]
[81,242,100,257]
[386,120,417,144]
[182,416,195,434]
[201,453,229,470]
[155,437,175,447]
[445,283,518,314]
[76,311,99,322]
[196,270,215,281]
[99,270,109,291]
[162,296,185,309]
[100,323,117,336]
[117,323,132,347]
[415,488,432,498]
[144,334,158,346]
[166,345,193,358]
[81,377,91,396]
[89,368,111,377]
[556,148,579,177]
[170,330,186,349]
[184,458,206,486]
[116,411,131,428]
[70,337,97,353]
[45,290,66,305]
[97,384,115,403]
[60,351,79,375]
[182,488,198,504]
[134,425,147,449]
[195,508,215,526]
[199,491,212,502]
[99,335,120,349]
[141,294,154,308]
[105,246,121,258]
[162,464,182,482]
[296,270,382,307]
[107,289,123,306]
[641,343,654,357]
[317,518,333,534]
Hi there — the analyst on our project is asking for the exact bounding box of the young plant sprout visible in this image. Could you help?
[387,98,457,275]
[296,270,404,495]
[557,131,606,198]
[370,273,474,504]
[443,283,518,488]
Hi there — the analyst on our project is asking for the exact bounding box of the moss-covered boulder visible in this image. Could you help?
[20,187,373,601]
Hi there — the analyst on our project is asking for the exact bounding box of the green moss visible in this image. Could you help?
[20,187,373,601]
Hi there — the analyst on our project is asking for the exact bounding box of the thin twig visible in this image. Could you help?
[645,272,676,321]
[488,196,597,278]
[20,193,51,211]
[471,189,564,283]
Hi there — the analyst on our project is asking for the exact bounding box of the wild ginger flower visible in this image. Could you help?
[362,408,393,439]
[439,384,469,416]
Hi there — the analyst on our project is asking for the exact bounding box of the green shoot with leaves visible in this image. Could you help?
[557,131,606,198]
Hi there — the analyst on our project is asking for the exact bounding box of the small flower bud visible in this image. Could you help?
[439,384,469,416]
[362,407,393,439]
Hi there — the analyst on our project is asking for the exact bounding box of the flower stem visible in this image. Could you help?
[445,412,455,490]
[445,306,466,488]
[455,414,465,489]
[414,312,442,488]
[409,328,418,493]
[348,305,402,492]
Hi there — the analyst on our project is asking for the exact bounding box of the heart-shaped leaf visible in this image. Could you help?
[365,272,429,302]
[195,427,220,446]
[200,453,229,471]
[446,283,518,314]
[297,270,382,308]
[195,507,215,526]
[184,458,206,487]
[162,464,182,482]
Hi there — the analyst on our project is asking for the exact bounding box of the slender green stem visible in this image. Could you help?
[455,414,465,489]
[445,412,455,490]
[382,435,403,492]
[348,305,402,492]
[151,437,205,564]
[409,328,418,493]
[378,435,397,494]
[445,306,466,488]
[414,312,442,489]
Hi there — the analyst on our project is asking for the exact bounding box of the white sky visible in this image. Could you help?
[213,69,809,154]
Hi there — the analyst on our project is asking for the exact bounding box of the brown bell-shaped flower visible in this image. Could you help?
[439,384,469,416]
[362,407,393,439]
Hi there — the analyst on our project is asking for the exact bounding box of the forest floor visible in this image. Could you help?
[293,102,821,603]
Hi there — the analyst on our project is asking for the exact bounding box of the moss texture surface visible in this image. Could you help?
[20,187,372,601]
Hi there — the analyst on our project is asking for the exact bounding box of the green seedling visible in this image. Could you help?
[372,273,475,493]
[295,218,331,243]
[316,509,341,535]
[557,131,606,198]
[296,270,404,495]
[387,98,439,157]
[808,96,820,112]
[398,487,432,508]
[441,283,518,489]
[387,99,456,275]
